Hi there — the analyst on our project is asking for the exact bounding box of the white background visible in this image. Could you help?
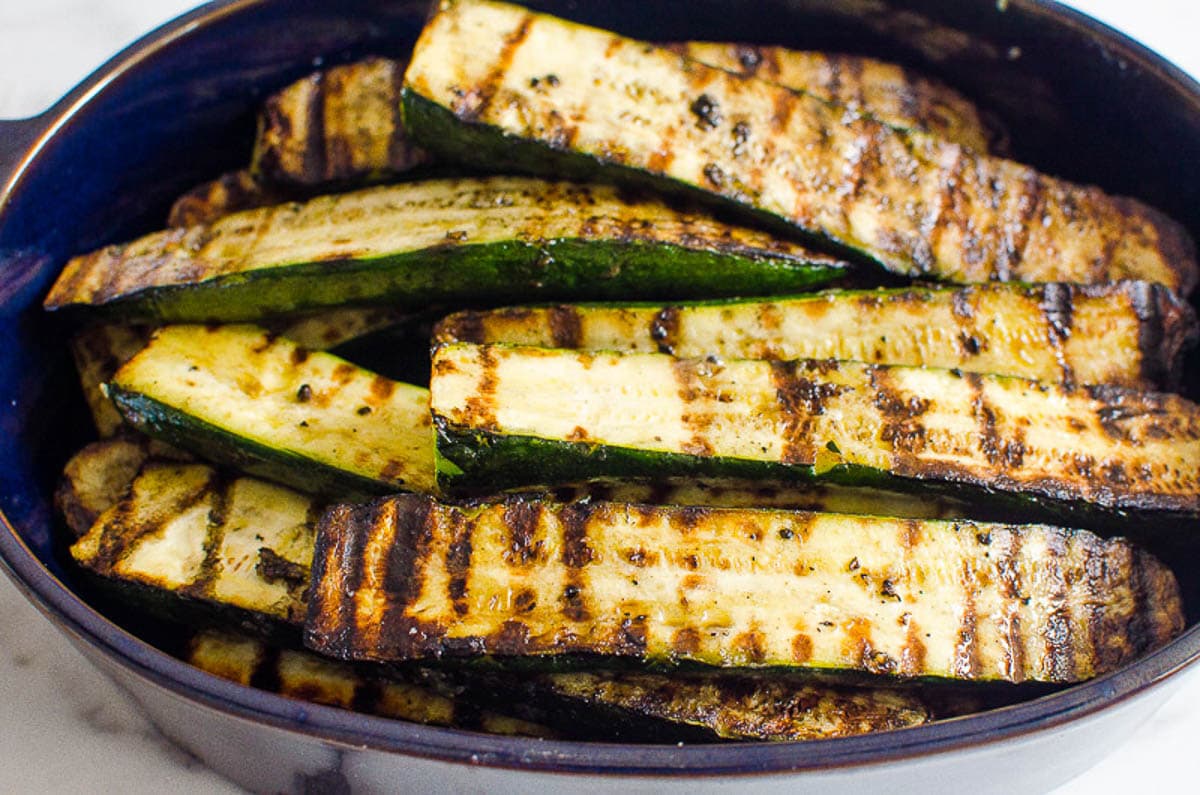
[0,1,1198,793]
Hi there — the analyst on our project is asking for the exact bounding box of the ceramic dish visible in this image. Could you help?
[1,1,1199,792]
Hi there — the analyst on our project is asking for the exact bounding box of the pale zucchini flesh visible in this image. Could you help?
[402,0,1197,292]
[435,281,1197,389]
[44,177,847,322]
[673,42,999,153]
[108,325,434,497]
[71,461,317,628]
[304,494,1183,683]
[431,343,1200,530]
[251,56,431,188]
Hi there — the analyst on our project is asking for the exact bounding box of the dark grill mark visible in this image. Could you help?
[503,498,543,566]
[770,360,847,464]
[673,358,718,457]
[791,633,813,663]
[672,627,701,656]
[994,527,1025,681]
[379,497,439,656]
[966,372,1006,469]
[492,620,532,654]
[303,72,328,184]
[560,501,597,568]
[180,476,232,600]
[1042,531,1076,682]
[1040,283,1076,385]
[613,616,648,655]
[547,305,582,348]
[257,547,309,589]
[445,510,474,616]
[952,560,981,678]
[438,311,484,344]
[900,619,927,676]
[463,345,500,429]
[460,14,533,123]
[871,366,930,456]
[650,306,681,354]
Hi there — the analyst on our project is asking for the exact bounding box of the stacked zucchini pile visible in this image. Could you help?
[45,0,1198,743]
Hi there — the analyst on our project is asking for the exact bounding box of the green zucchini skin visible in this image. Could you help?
[401,0,1197,293]
[430,343,1200,534]
[434,281,1198,390]
[43,177,847,323]
[108,325,434,498]
[304,493,1183,683]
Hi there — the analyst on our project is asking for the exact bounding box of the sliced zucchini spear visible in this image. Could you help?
[251,56,431,189]
[435,281,1197,390]
[71,461,317,629]
[107,325,434,497]
[167,170,289,228]
[402,0,1197,292]
[187,630,552,737]
[66,453,933,741]
[430,343,1200,531]
[672,42,999,153]
[43,176,847,323]
[304,494,1183,683]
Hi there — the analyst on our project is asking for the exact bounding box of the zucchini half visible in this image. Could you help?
[435,281,1196,390]
[187,630,552,737]
[64,451,934,741]
[402,0,1197,292]
[672,42,998,153]
[43,176,847,323]
[304,493,1183,683]
[108,325,434,497]
[430,343,1200,531]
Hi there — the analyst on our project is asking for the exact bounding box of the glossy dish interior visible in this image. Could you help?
[1,0,1200,777]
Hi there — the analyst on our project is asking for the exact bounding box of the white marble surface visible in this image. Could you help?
[1,1,1198,793]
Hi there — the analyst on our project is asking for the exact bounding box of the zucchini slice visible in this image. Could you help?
[108,325,434,497]
[44,176,846,322]
[167,170,288,228]
[672,42,998,153]
[435,281,1196,390]
[402,0,1197,292]
[304,494,1183,683]
[186,630,552,737]
[251,56,431,188]
[55,435,185,537]
[430,343,1200,530]
[71,461,317,629]
[70,309,407,438]
[416,668,929,742]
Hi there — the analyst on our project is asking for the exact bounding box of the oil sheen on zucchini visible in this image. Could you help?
[402,0,1197,292]
[187,630,551,737]
[435,281,1196,389]
[671,42,998,153]
[430,343,1200,530]
[43,177,847,322]
[304,494,1183,683]
[107,325,434,497]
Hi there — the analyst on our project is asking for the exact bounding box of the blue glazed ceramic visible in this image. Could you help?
[2,2,1199,792]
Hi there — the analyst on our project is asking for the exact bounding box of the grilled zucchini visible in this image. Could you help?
[251,56,431,188]
[402,0,1197,292]
[431,343,1200,530]
[108,325,434,497]
[187,630,551,737]
[44,177,846,322]
[304,494,1182,683]
[70,310,406,437]
[435,281,1196,389]
[417,668,929,742]
[672,42,998,153]
[167,170,288,228]
[71,461,316,630]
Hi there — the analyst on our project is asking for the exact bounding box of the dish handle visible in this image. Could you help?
[0,115,49,194]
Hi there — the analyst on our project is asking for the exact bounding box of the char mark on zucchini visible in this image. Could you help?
[430,343,1200,531]
[44,177,847,322]
[670,42,1000,153]
[401,0,1197,293]
[434,282,1197,390]
[304,493,1183,683]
